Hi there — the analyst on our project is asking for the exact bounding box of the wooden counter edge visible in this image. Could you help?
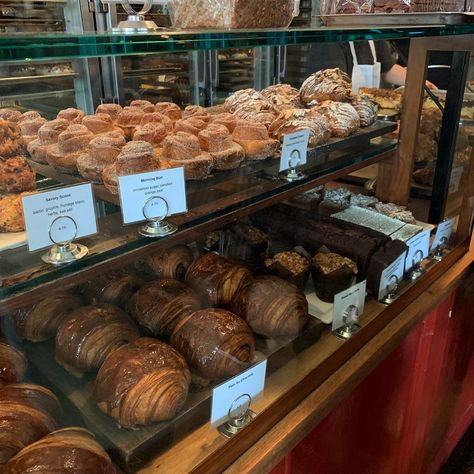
[224,250,474,474]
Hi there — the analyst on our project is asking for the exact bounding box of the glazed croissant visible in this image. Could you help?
[127,279,202,337]
[171,308,255,380]
[230,275,309,338]
[0,340,27,387]
[80,269,144,309]
[185,252,251,306]
[94,338,190,428]
[55,304,139,378]
[5,427,116,474]
[13,291,83,342]
[0,384,61,465]
[144,245,194,282]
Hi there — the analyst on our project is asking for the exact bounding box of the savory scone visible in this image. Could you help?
[0,193,26,232]
[0,155,36,194]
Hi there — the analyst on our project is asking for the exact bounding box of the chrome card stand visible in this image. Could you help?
[407,249,426,282]
[280,149,306,182]
[42,216,88,265]
[334,304,361,340]
[102,0,159,32]
[218,394,256,439]
[139,196,177,238]
[430,236,449,262]
[380,274,400,305]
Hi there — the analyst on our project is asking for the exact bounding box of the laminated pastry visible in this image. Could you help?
[209,113,238,133]
[127,279,202,337]
[198,124,245,170]
[0,340,27,386]
[13,291,83,342]
[55,304,139,377]
[0,156,36,194]
[374,202,417,224]
[0,119,25,158]
[76,131,126,183]
[261,84,303,110]
[310,101,360,138]
[81,113,122,135]
[155,102,183,122]
[133,122,168,148]
[95,103,123,122]
[174,117,208,136]
[56,108,85,124]
[311,252,358,303]
[27,119,69,164]
[129,99,155,113]
[232,120,280,160]
[0,194,26,232]
[183,105,210,122]
[263,251,311,290]
[46,124,94,174]
[18,113,46,146]
[116,106,145,140]
[300,68,352,105]
[80,270,144,309]
[230,275,309,337]
[94,338,190,428]
[161,132,213,181]
[0,109,22,123]
[171,308,255,380]
[5,427,116,473]
[350,95,378,127]
[358,87,402,112]
[268,108,331,148]
[144,244,194,281]
[185,252,252,306]
[140,111,174,133]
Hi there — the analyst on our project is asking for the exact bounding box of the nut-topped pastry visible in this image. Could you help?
[264,250,311,289]
[300,68,352,105]
[232,120,280,160]
[161,131,213,180]
[198,123,244,170]
[174,117,208,136]
[155,102,183,122]
[0,108,22,123]
[81,113,122,135]
[116,106,145,140]
[209,112,238,133]
[261,83,303,110]
[27,119,69,164]
[95,103,123,121]
[310,101,360,138]
[133,122,168,149]
[129,99,155,113]
[56,107,85,124]
[46,124,94,174]
[140,111,174,132]
[269,108,331,148]
[350,95,378,127]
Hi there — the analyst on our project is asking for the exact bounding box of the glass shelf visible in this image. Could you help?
[0,137,396,305]
[1,24,473,62]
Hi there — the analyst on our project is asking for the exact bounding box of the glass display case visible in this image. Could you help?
[0,14,473,473]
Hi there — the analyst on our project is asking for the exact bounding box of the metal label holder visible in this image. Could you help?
[42,215,88,265]
[279,149,306,182]
[430,236,449,262]
[407,249,426,282]
[218,394,256,439]
[138,196,178,238]
[334,304,361,340]
[104,0,160,32]
[380,274,400,305]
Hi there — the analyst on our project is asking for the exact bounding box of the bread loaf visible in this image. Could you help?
[310,101,360,138]
[300,68,352,104]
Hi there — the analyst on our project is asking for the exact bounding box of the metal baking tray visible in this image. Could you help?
[320,12,474,27]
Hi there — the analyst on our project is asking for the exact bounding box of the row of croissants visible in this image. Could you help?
[4,246,309,436]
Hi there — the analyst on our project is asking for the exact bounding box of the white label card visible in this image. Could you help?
[430,216,457,251]
[22,183,97,252]
[332,280,366,332]
[448,167,463,195]
[378,251,407,301]
[211,359,267,427]
[279,129,310,172]
[405,229,430,272]
[118,167,187,225]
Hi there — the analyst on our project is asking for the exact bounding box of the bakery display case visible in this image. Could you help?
[0,19,473,474]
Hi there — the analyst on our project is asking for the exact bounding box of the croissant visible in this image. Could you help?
[0,340,27,387]
[55,304,139,378]
[171,308,255,380]
[5,427,116,474]
[185,252,251,306]
[230,275,309,337]
[144,244,194,281]
[94,338,190,428]
[80,270,144,309]
[127,279,202,337]
[13,291,83,342]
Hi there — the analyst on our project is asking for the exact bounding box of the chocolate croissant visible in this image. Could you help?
[127,279,202,337]
[55,304,139,378]
[80,270,144,309]
[5,427,116,474]
[94,338,190,428]
[230,275,309,337]
[144,244,194,282]
[0,340,27,387]
[171,308,255,380]
[185,252,251,306]
[13,291,83,342]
